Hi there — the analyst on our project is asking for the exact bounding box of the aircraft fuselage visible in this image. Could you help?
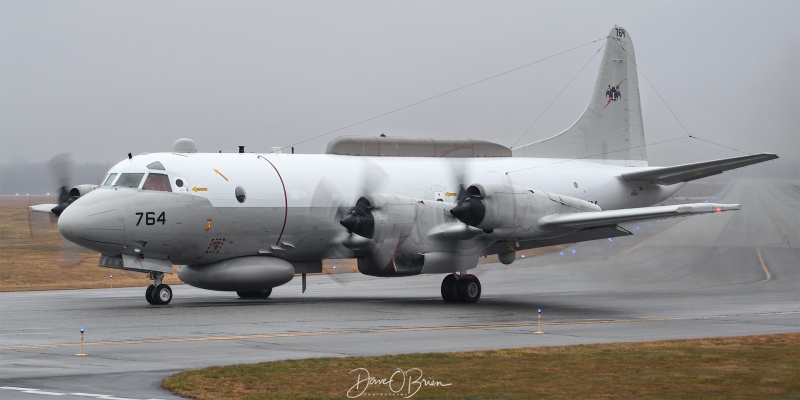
[58,152,680,266]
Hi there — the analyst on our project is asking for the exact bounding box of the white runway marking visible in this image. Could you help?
[0,387,164,400]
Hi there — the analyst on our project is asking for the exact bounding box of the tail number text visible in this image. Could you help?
[135,212,166,226]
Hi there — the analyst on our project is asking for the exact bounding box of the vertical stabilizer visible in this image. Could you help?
[513,26,646,165]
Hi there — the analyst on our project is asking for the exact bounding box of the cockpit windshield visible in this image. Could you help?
[114,173,145,188]
[142,173,172,192]
[102,173,118,186]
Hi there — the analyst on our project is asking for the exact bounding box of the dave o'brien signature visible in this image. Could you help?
[347,367,452,398]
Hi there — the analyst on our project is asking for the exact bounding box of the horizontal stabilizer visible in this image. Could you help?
[538,203,740,230]
[620,153,778,185]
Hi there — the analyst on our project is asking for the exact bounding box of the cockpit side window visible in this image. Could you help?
[142,173,172,192]
[102,173,118,186]
[114,173,145,188]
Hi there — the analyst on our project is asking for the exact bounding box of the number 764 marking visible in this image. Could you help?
[135,212,166,226]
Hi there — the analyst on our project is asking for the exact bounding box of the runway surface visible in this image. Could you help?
[1,178,798,399]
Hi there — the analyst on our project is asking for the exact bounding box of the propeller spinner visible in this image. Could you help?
[340,197,375,239]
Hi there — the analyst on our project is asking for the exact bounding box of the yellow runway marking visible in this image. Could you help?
[756,247,773,282]
[1,311,795,352]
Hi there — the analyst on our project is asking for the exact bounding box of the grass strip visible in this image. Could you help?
[163,333,800,400]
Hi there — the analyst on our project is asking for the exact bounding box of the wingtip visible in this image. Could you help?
[753,153,779,160]
[712,203,741,212]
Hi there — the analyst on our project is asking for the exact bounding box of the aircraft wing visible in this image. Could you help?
[30,204,58,213]
[620,153,778,185]
[537,203,740,230]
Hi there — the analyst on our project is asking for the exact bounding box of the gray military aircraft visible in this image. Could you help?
[32,26,777,305]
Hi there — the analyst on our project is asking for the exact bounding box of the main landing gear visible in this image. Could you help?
[145,271,172,305]
[441,273,481,303]
[236,288,273,299]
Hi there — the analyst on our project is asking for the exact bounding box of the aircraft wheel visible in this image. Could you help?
[441,274,459,303]
[238,288,273,299]
[145,285,156,305]
[456,275,481,303]
[236,291,252,299]
[151,284,172,305]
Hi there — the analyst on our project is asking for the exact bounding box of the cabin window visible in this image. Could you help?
[142,173,172,192]
[102,173,118,186]
[114,173,145,188]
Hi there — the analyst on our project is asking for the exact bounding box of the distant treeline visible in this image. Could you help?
[0,161,112,195]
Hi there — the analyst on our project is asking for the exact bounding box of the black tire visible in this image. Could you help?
[457,275,481,303]
[237,288,272,299]
[145,285,156,305]
[441,274,459,302]
[151,284,172,305]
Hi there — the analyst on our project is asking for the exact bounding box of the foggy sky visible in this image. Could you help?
[1,0,798,192]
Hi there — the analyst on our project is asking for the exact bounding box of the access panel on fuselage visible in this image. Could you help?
[186,153,288,260]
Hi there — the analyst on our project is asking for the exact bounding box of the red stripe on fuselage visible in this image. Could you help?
[260,157,289,246]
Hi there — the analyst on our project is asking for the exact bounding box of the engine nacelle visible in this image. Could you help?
[178,256,294,291]
[69,184,99,197]
[348,194,420,277]
[451,183,600,240]
[349,194,498,277]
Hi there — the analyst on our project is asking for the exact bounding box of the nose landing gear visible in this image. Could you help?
[145,271,172,305]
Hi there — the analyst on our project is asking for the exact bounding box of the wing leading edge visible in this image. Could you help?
[480,202,739,255]
[620,153,778,185]
[538,202,740,231]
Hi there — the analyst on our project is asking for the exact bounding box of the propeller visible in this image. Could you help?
[323,261,353,285]
[28,153,91,268]
[49,153,79,217]
[442,156,501,270]
[311,158,401,274]
[446,156,483,225]
[313,150,500,277]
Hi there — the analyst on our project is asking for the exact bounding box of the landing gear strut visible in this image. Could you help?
[440,273,481,303]
[145,271,172,305]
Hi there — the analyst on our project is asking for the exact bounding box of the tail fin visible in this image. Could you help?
[513,26,646,166]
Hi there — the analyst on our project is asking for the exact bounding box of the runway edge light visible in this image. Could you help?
[75,328,87,357]
[536,309,544,334]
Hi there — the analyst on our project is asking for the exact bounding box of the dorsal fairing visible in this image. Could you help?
[513,26,647,165]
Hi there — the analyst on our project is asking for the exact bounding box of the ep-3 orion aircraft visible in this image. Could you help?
[32,26,777,305]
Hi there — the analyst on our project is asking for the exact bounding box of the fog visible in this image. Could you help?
[1,0,798,194]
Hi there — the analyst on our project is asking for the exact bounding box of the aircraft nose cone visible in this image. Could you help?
[58,191,126,255]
